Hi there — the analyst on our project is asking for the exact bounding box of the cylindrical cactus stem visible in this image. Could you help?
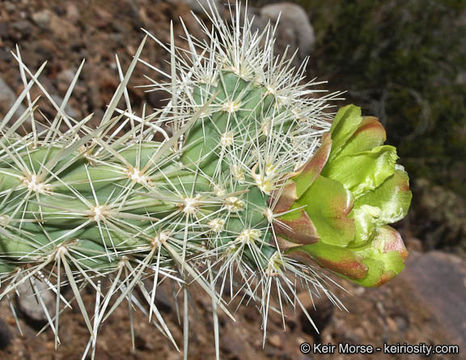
[0,71,289,275]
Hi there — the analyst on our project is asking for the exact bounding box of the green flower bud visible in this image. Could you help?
[273,105,412,286]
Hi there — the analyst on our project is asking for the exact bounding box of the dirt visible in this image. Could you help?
[0,251,463,360]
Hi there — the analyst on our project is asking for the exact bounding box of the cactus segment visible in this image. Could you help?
[0,22,334,285]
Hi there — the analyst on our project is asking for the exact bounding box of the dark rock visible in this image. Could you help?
[0,319,11,350]
[401,251,466,348]
[11,20,31,34]
[243,306,258,323]
[0,23,8,38]
[286,319,297,332]
[120,0,141,22]
[220,320,257,358]
[134,334,149,351]
[300,295,334,343]
[140,280,173,314]
[31,38,57,62]
[147,90,169,109]
[154,287,173,314]
[0,48,10,62]
[246,7,268,33]
[392,314,409,332]
[15,278,55,329]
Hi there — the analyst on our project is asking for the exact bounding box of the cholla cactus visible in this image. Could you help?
[0,1,411,358]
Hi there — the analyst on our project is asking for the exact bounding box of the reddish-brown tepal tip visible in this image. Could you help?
[273,236,303,251]
[292,132,332,197]
[376,271,396,286]
[374,225,409,260]
[298,133,332,176]
[289,249,369,280]
[272,209,319,247]
[267,181,298,214]
[354,116,386,141]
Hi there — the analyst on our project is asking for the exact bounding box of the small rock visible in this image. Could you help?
[456,71,466,85]
[4,2,16,13]
[353,286,366,295]
[268,334,283,349]
[220,321,256,357]
[66,3,80,24]
[32,10,51,29]
[0,23,8,38]
[57,68,77,93]
[49,12,79,41]
[15,278,55,326]
[11,20,31,34]
[51,94,78,119]
[243,306,258,323]
[393,314,409,332]
[260,3,315,59]
[406,237,423,252]
[351,327,365,342]
[172,0,223,14]
[94,8,113,28]
[32,9,78,40]
[0,77,27,125]
[386,316,398,332]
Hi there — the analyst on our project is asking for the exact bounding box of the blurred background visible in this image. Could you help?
[0,0,464,359]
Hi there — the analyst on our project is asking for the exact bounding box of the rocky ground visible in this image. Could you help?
[0,250,463,360]
[0,0,464,359]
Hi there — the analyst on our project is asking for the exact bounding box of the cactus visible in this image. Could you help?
[0,1,411,358]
